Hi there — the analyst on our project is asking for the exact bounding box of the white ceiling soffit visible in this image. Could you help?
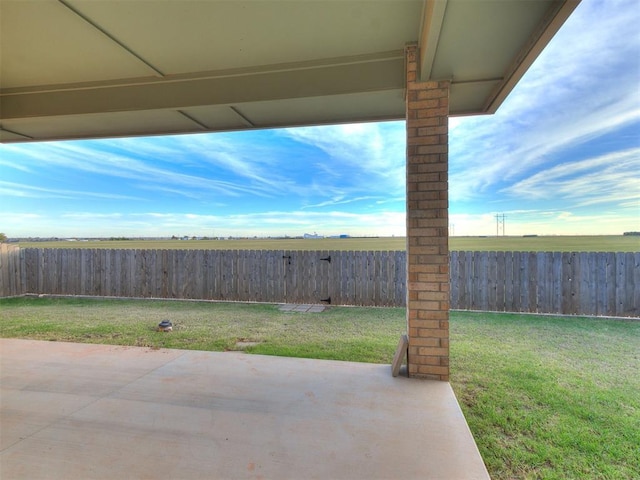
[0,0,580,143]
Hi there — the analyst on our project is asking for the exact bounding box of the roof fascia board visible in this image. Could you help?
[483,0,581,113]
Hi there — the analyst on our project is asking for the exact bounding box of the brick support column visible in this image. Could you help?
[405,44,450,380]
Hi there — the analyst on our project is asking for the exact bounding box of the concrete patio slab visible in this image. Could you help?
[0,339,489,480]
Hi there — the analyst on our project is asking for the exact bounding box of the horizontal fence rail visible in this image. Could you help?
[1,248,637,317]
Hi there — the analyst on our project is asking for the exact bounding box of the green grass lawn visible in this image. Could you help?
[1,296,638,479]
[451,313,640,479]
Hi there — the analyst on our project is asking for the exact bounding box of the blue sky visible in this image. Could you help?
[1,0,639,238]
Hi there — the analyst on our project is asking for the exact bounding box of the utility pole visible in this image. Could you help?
[495,214,506,236]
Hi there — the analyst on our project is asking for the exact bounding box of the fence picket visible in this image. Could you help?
[581,253,596,315]
[514,251,524,312]
[632,252,640,318]
[618,252,635,316]
[487,251,497,311]
[527,252,537,313]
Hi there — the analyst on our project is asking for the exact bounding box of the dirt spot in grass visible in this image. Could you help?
[82,333,122,340]
[230,338,262,350]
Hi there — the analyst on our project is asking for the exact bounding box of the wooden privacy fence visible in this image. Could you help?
[2,248,638,317]
[20,248,406,307]
[450,251,639,318]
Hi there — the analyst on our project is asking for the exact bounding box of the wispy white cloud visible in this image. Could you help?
[0,180,142,201]
[1,141,277,199]
[61,213,124,219]
[375,196,405,205]
[1,132,338,202]
[170,134,306,196]
[502,148,640,208]
[280,122,406,195]
[302,195,380,209]
[0,209,406,238]
[0,158,33,173]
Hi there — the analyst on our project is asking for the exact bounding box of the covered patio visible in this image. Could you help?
[1,1,581,477]
[1,338,488,479]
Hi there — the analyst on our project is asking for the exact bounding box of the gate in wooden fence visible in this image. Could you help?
[2,247,638,317]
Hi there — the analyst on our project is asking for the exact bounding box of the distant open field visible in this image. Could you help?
[16,235,640,252]
[450,235,639,252]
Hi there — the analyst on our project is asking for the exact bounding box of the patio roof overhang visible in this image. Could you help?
[0,0,579,143]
